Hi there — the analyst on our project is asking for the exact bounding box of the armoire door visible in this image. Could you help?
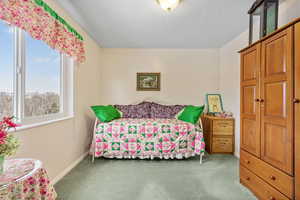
[295,22,300,200]
[260,27,293,175]
[240,44,261,157]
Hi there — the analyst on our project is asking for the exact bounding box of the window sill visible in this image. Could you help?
[10,116,74,133]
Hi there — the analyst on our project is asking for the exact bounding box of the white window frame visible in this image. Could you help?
[6,26,74,126]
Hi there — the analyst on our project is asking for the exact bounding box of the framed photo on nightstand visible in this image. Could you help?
[206,94,224,114]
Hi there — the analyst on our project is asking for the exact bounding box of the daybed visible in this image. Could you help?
[90,102,205,163]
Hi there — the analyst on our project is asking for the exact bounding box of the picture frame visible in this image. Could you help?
[137,73,161,91]
[206,94,224,114]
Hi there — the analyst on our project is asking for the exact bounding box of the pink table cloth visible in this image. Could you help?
[0,159,57,200]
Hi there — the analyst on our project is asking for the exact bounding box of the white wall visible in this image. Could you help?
[12,0,103,182]
[99,49,220,106]
[278,0,300,25]
[219,0,300,157]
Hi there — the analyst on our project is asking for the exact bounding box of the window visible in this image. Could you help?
[0,20,74,125]
[24,32,61,118]
[0,21,14,118]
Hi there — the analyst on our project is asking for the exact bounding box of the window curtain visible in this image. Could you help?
[0,0,86,63]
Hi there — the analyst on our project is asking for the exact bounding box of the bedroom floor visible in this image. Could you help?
[55,154,257,200]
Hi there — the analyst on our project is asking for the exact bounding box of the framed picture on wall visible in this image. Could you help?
[206,94,224,113]
[137,73,161,91]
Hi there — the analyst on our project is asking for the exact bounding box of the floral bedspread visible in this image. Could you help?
[0,159,56,200]
[91,118,205,159]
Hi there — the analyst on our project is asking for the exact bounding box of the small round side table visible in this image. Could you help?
[0,159,57,200]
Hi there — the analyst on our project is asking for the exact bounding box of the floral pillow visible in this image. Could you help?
[150,103,186,119]
[114,102,151,118]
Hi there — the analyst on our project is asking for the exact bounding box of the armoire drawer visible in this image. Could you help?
[240,150,293,198]
[212,137,233,153]
[213,120,233,135]
[240,166,290,200]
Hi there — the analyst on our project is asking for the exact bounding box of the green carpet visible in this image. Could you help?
[55,154,257,200]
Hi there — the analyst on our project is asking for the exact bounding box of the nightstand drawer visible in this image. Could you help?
[213,120,234,135]
[212,137,233,153]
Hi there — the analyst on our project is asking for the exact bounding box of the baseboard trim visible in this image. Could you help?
[234,151,240,158]
[51,151,89,185]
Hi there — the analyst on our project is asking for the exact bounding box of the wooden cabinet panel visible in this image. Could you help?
[261,28,293,175]
[240,150,293,198]
[262,124,288,169]
[265,36,287,75]
[295,22,300,200]
[265,82,286,117]
[240,166,290,200]
[241,119,259,155]
[243,86,256,115]
[243,50,257,81]
[240,44,261,157]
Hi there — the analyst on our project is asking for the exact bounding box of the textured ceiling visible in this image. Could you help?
[56,0,254,48]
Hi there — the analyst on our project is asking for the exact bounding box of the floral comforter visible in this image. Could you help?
[91,118,205,159]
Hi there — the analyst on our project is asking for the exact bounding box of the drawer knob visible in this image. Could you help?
[246,177,250,181]
[269,176,276,181]
[246,160,251,164]
[294,98,300,104]
[269,197,276,200]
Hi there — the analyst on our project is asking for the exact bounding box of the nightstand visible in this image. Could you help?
[202,114,235,154]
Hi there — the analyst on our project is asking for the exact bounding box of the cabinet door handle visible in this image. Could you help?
[260,99,265,103]
[293,98,300,104]
[246,177,250,181]
[255,98,260,102]
[269,175,276,181]
[269,196,276,200]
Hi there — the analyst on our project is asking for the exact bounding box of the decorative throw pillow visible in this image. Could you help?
[150,103,186,119]
[177,105,205,124]
[91,105,121,122]
[114,101,151,118]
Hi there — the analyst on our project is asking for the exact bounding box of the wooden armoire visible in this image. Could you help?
[240,17,300,200]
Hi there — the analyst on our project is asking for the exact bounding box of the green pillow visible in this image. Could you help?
[177,105,205,124]
[91,105,121,122]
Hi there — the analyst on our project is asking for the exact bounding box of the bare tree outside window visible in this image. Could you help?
[24,92,60,117]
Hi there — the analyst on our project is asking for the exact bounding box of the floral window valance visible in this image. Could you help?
[0,0,86,63]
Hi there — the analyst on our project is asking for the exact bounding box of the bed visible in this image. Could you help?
[90,118,205,163]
